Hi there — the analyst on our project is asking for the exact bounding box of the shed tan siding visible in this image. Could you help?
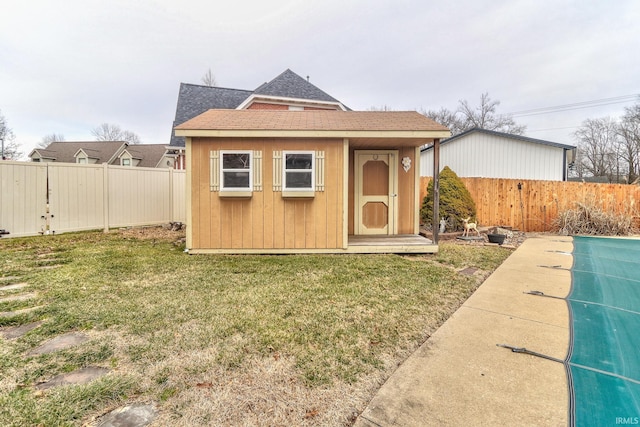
[397,146,419,234]
[189,138,345,250]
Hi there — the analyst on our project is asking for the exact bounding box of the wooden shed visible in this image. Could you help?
[175,110,449,254]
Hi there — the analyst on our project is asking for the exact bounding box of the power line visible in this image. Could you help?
[510,94,637,114]
[508,94,639,117]
[527,125,581,133]
[513,100,635,117]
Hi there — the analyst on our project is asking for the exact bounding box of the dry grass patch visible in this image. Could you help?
[0,229,511,426]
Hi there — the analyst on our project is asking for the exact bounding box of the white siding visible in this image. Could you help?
[420,132,567,180]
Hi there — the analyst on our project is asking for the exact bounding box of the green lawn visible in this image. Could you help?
[0,230,511,426]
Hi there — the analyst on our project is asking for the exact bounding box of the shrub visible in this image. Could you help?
[421,166,477,231]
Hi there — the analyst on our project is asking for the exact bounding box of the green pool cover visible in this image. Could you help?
[569,236,640,426]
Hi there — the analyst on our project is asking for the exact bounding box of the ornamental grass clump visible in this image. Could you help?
[421,166,477,231]
[554,196,638,236]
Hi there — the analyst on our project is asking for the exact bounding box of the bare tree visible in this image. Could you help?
[422,93,526,136]
[38,133,65,148]
[457,93,526,135]
[201,68,217,87]
[617,102,640,183]
[92,123,123,141]
[91,123,141,144]
[573,117,619,181]
[0,109,22,160]
[121,130,141,145]
[572,100,640,184]
[421,106,465,135]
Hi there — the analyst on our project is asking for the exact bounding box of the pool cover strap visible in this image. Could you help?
[496,343,564,364]
[524,290,566,300]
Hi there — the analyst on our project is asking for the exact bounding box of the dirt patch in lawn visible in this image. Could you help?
[116,224,186,244]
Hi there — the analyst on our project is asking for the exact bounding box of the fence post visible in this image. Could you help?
[169,168,174,222]
[103,163,109,233]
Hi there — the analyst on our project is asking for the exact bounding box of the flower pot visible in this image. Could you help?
[487,234,506,245]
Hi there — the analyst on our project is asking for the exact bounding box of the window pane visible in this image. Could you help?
[223,153,250,169]
[285,171,312,188]
[285,153,312,170]
[223,171,250,188]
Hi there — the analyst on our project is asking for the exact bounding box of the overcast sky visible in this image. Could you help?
[2,0,638,158]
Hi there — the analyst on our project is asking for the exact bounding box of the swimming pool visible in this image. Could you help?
[569,236,640,426]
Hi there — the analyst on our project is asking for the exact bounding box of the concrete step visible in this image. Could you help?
[0,321,44,340]
[27,332,89,356]
[0,292,37,304]
[0,305,44,318]
[36,366,110,390]
[0,283,29,292]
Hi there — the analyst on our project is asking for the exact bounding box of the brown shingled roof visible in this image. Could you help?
[125,144,170,168]
[30,141,127,163]
[175,110,449,132]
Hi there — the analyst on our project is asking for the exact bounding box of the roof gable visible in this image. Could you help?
[74,148,91,158]
[253,69,340,103]
[29,148,57,160]
[124,144,170,168]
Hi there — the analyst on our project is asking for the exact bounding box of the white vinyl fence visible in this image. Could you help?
[1,161,185,238]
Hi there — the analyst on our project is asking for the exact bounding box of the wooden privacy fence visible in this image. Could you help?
[420,177,640,232]
[1,161,186,238]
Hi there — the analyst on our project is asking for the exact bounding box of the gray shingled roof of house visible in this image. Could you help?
[169,69,345,148]
[253,69,340,103]
[169,84,253,147]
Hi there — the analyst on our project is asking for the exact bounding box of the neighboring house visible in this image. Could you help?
[175,109,450,254]
[29,142,173,168]
[119,144,176,168]
[168,69,348,169]
[420,128,576,181]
